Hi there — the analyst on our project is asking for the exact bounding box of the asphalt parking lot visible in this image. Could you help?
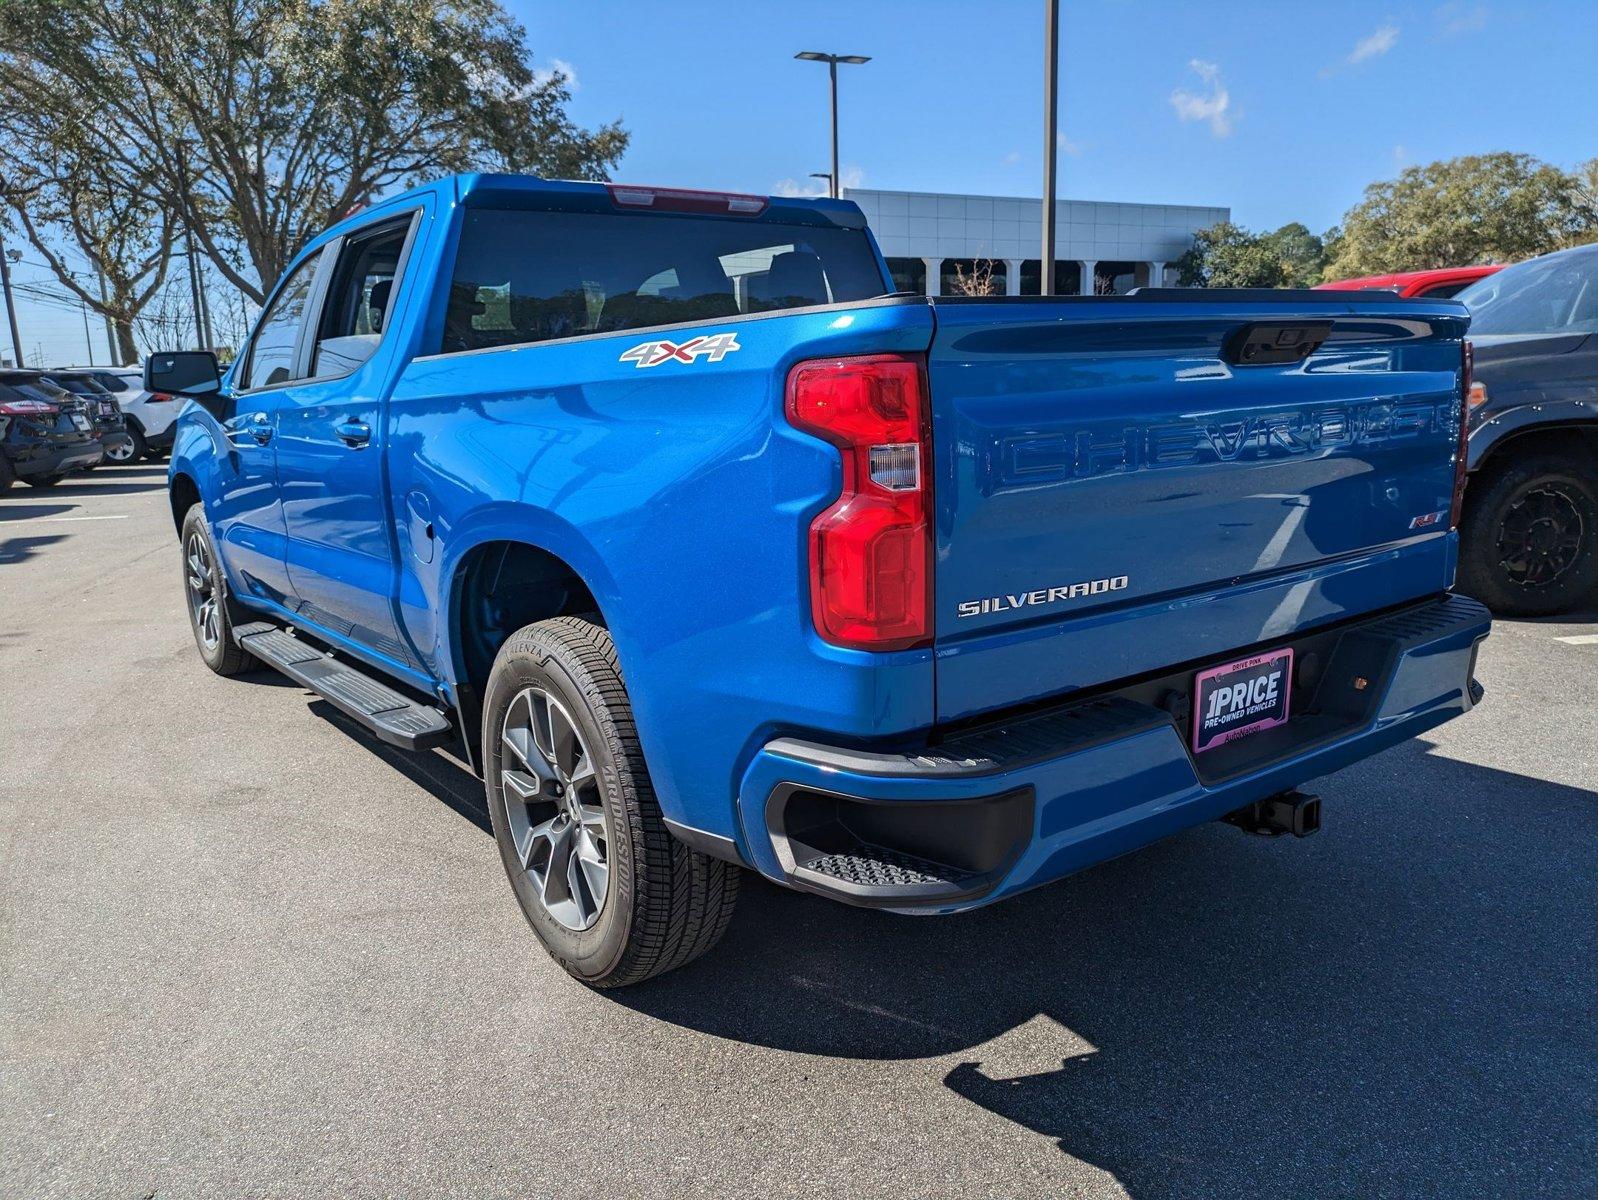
[2,464,1595,1199]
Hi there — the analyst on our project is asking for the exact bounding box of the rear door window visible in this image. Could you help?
[312,218,413,379]
[440,207,887,354]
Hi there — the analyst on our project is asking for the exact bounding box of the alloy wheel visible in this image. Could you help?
[499,687,610,931]
[105,438,137,463]
[1496,484,1585,590]
[185,532,221,650]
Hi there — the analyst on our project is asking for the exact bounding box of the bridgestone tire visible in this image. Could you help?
[1458,451,1598,617]
[483,616,740,987]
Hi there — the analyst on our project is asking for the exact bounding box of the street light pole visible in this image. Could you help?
[1041,0,1060,295]
[0,242,22,367]
[795,51,871,200]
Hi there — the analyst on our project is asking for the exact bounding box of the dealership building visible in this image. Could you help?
[842,188,1229,296]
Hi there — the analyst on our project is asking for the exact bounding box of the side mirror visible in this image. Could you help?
[145,350,226,419]
[145,351,222,397]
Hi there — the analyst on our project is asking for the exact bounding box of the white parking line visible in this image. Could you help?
[1554,634,1598,646]
[2,513,130,524]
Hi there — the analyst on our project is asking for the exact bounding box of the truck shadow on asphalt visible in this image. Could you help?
[310,704,1593,1197]
[624,742,1594,1199]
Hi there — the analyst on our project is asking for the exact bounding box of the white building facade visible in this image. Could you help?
[843,188,1229,297]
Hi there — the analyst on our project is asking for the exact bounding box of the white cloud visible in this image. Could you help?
[1348,24,1400,63]
[1002,150,1022,166]
[772,165,864,198]
[1170,59,1233,138]
[1319,23,1399,76]
[532,58,579,91]
[1057,133,1086,157]
[1435,2,1487,35]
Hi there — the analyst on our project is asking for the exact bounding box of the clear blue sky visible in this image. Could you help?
[9,0,1595,365]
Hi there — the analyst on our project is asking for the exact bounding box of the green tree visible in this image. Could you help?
[1177,222,1287,288]
[0,0,628,308]
[1326,152,1591,278]
[1261,222,1327,287]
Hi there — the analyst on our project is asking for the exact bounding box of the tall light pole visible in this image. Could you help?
[795,51,871,199]
[0,244,22,367]
[1041,0,1060,294]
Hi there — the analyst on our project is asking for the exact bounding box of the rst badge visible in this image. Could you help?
[1192,647,1294,753]
[619,332,741,369]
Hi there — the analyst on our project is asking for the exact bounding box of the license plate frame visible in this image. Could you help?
[1192,647,1294,754]
[70,413,91,431]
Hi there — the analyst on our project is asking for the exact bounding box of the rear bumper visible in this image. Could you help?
[5,438,104,478]
[737,593,1491,911]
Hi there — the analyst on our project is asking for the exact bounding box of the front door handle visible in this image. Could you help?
[246,412,272,445]
[334,419,371,448]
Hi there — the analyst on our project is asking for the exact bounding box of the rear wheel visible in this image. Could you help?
[107,427,144,464]
[1459,451,1598,616]
[24,473,63,489]
[180,505,252,676]
[0,455,14,491]
[483,616,739,987]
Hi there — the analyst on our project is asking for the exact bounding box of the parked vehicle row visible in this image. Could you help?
[1,370,112,489]
[0,365,168,491]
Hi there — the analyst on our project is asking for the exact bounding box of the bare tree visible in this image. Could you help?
[949,258,1000,297]
[0,130,174,363]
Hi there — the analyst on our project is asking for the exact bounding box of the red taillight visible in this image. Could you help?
[786,354,932,651]
[0,400,57,416]
[146,391,176,403]
[1451,340,1472,529]
[605,183,769,216]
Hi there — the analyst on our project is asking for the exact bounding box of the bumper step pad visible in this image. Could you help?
[235,622,453,751]
[803,847,976,891]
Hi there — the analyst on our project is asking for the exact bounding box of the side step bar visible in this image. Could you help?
[234,622,453,751]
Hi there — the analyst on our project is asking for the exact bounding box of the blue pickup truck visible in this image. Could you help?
[151,174,1490,986]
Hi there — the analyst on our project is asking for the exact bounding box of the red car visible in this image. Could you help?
[1316,264,1503,300]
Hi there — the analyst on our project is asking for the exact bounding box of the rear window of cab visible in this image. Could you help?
[440,207,887,355]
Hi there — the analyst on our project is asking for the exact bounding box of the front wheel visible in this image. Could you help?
[24,473,63,489]
[1459,451,1598,616]
[483,616,739,987]
[179,505,253,676]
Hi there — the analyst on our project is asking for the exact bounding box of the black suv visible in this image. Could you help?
[37,371,135,466]
[0,372,104,490]
[1456,244,1598,615]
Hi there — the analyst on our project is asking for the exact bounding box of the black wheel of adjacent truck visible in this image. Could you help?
[0,454,14,491]
[180,505,253,676]
[1459,451,1598,617]
[24,473,63,489]
[483,615,739,987]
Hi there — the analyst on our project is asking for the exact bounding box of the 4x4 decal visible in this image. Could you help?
[619,332,742,369]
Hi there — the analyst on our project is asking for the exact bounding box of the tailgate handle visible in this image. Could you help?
[1223,320,1331,367]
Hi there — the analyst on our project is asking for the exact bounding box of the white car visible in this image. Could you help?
[58,366,180,461]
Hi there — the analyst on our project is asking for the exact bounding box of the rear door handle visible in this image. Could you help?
[334,419,371,448]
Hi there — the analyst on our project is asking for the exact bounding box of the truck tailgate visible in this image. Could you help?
[928,294,1468,721]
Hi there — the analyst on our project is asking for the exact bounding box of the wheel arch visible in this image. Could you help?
[442,526,616,762]
[1468,407,1598,474]
[168,470,201,535]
